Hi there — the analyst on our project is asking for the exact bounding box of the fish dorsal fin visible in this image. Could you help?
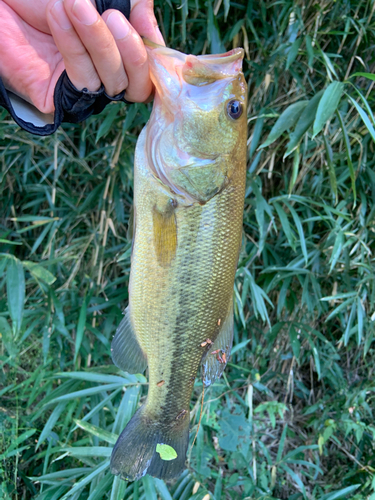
[111,307,147,374]
[202,301,234,387]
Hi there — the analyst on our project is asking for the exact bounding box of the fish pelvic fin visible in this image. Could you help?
[110,405,190,481]
[202,300,234,387]
[111,307,147,374]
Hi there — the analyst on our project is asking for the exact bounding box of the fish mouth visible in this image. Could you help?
[143,38,244,66]
[144,38,244,94]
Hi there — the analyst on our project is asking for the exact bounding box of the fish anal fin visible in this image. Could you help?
[152,202,177,267]
[202,301,234,387]
[111,307,147,374]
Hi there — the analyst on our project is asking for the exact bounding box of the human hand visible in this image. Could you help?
[0,0,164,114]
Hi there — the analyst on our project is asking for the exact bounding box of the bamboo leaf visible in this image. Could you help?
[312,82,344,138]
[74,293,88,364]
[74,419,118,444]
[6,257,25,335]
[336,110,356,203]
[282,201,308,264]
[260,101,308,148]
[285,90,324,157]
[23,261,56,285]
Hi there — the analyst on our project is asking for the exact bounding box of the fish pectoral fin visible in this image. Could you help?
[153,203,177,267]
[111,306,147,374]
[202,301,234,387]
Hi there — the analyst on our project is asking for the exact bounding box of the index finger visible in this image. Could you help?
[129,0,165,46]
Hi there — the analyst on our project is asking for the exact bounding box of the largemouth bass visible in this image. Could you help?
[110,41,247,481]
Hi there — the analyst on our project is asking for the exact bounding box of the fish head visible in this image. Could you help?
[145,41,247,203]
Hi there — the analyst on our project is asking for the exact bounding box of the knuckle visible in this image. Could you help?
[112,78,129,96]
[129,48,148,67]
[126,85,152,104]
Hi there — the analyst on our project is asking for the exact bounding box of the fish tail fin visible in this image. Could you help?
[110,405,190,481]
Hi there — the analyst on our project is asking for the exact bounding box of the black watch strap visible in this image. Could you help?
[0,0,131,136]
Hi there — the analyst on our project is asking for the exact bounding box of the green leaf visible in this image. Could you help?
[74,419,118,444]
[282,201,308,264]
[323,134,337,203]
[88,474,113,500]
[142,476,158,500]
[0,317,16,356]
[306,336,321,379]
[357,297,364,345]
[152,478,173,500]
[74,293,88,364]
[285,90,324,157]
[325,297,356,322]
[23,261,56,285]
[231,339,251,355]
[60,461,110,500]
[110,476,127,500]
[156,444,178,461]
[276,424,288,463]
[350,72,375,81]
[249,110,265,158]
[280,464,307,498]
[305,35,314,68]
[273,202,295,250]
[328,230,344,273]
[286,38,302,69]
[96,105,120,142]
[289,147,300,193]
[37,401,67,450]
[321,292,357,301]
[344,301,356,346]
[55,372,128,384]
[320,484,360,500]
[260,101,308,148]
[6,257,25,335]
[61,447,112,457]
[112,385,140,435]
[347,94,375,142]
[288,325,301,359]
[0,429,36,459]
[336,110,356,203]
[312,82,344,137]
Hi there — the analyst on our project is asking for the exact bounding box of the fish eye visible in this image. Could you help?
[226,99,243,120]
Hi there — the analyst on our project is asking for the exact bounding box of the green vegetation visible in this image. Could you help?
[1,0,375,498]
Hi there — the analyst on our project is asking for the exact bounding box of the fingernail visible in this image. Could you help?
[51,0,72,30]
[106,11,130,40]
[73,0,98,25]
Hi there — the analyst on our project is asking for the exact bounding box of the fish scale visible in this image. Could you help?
[110,41,247,481]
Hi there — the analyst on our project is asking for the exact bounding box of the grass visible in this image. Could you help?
[1,0,375,499]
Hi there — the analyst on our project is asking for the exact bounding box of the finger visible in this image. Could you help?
[3,0,52,34]
[104,10,152,102]
[46,0,101,92]
[62,0,129,97]
[130,0,165,46]
[3,0,96,34]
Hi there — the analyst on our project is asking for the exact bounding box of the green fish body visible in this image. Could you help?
[110,42,247,481]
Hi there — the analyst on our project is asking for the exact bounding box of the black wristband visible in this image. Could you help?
[96,0,130,18]
[0,0,131,136]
